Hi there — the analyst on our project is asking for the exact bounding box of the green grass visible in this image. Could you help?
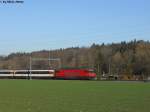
[0,80,149,112]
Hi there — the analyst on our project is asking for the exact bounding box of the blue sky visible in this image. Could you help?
[0,0,150,55]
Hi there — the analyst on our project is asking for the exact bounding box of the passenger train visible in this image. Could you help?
[0,69,96,80]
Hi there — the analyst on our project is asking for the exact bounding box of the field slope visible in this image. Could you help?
[0,80,149,112]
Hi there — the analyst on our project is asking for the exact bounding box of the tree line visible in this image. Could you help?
[0,40,150,79]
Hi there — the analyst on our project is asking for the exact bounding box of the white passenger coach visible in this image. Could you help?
[0,70,55,79]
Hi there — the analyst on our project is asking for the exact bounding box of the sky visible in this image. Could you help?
[0,0,149,55]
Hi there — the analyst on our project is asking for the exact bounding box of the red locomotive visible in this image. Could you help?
[55,69,96,80]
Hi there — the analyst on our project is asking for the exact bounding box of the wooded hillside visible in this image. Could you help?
[0,40,150,78]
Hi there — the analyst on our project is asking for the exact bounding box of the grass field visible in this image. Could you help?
[0,80,149,112]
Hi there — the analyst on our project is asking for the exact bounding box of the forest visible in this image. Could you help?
[0,40,150,79]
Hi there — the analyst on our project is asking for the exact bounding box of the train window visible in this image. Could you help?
[31,71,49,74]
[15,71,28,74]
[14,70,53,74]
[0,72,12,74]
